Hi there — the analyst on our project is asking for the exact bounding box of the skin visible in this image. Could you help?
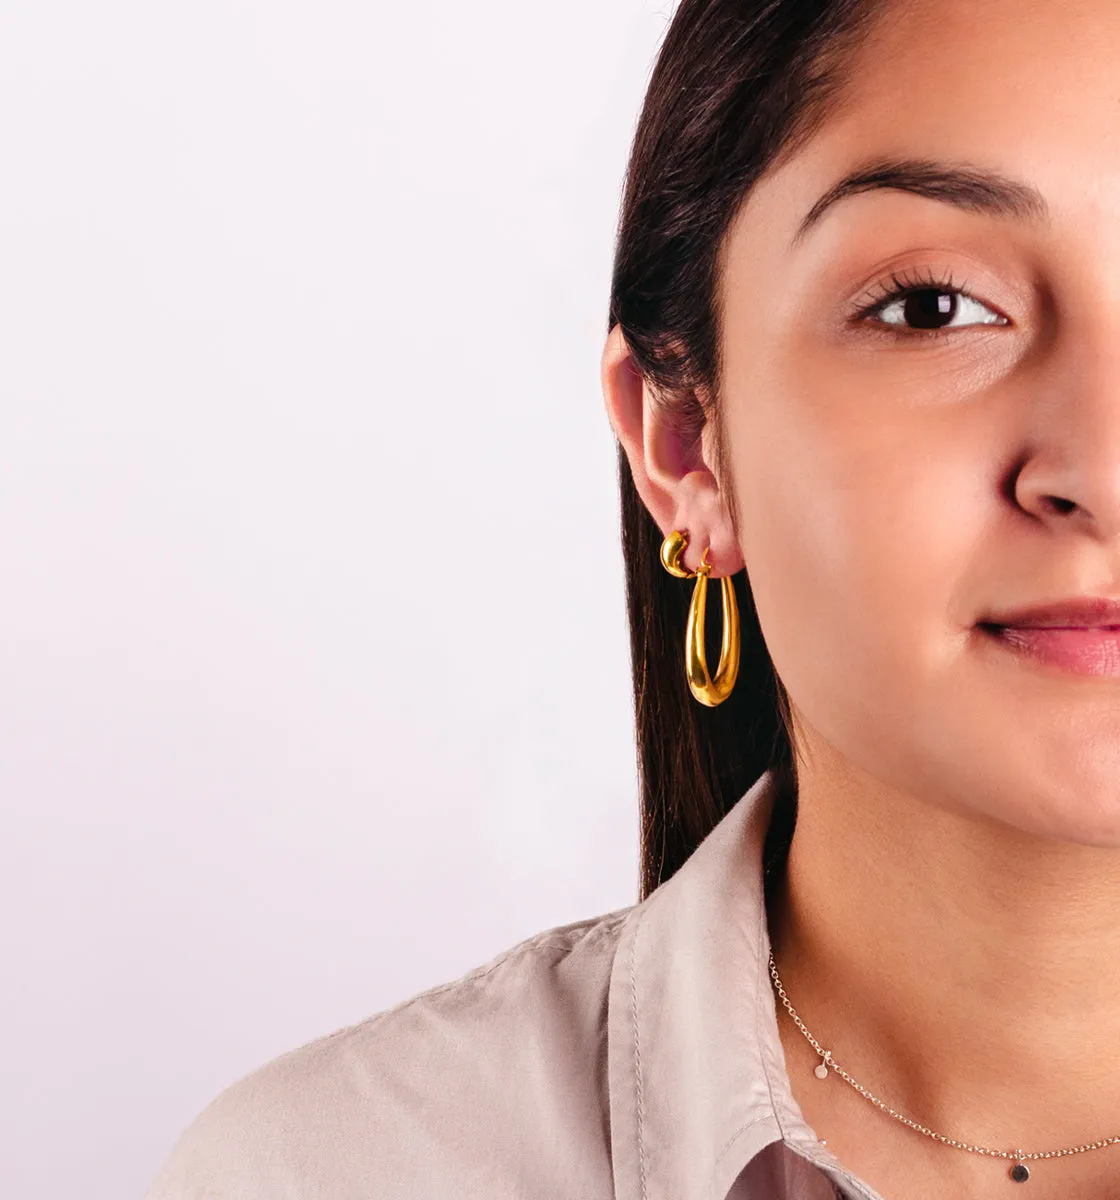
[601,1,1120,1197]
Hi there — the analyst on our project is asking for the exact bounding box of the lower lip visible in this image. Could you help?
[980,624,1120,676]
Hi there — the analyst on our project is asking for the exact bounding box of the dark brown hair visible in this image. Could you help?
[607,0,885,901]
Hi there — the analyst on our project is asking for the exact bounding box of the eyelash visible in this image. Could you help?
[849,266,1004,338]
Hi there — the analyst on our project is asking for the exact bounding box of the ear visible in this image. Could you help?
[600,324,744,576]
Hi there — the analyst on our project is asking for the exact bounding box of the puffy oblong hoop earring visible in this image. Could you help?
[659,529,740,707]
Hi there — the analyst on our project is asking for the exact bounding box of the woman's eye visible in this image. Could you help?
[858,284,1009,336]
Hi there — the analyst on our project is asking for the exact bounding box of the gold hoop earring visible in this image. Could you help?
[659,529,740,707]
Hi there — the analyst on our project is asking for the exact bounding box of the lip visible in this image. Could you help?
[978,624,1120,676]
[980,596,1120,628]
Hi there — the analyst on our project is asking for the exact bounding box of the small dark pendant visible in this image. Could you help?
[1010,1162,1030,1183]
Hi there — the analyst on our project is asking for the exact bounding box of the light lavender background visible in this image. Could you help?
[0,3,675,1196]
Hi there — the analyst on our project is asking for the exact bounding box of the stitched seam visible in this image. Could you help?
[706,1111,775,1197]
[754,894,789,1136]
[366,909,632,1028]
[629,911,649,1200]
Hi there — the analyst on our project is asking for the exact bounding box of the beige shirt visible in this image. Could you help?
[145,768,888,1200]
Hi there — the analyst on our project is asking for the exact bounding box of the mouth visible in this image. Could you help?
[977,623,1120,677]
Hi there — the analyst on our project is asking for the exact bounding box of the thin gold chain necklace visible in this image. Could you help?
[768,949,1120,1184]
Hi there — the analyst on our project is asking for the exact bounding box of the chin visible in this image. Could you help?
[989,777,1120,848]
[933,677,1120,849]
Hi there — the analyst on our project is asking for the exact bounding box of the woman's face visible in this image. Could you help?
[719,0,1120,845]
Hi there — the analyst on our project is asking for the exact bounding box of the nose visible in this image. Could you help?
[1012,329,1120,542]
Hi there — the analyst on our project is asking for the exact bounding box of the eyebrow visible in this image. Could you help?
[790,156,1052,249]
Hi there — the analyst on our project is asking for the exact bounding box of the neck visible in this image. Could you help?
[769,751,1120,1150]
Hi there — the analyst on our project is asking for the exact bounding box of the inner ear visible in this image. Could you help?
[655,383,710,478]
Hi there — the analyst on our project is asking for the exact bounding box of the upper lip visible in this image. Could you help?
[981,596,1120,628]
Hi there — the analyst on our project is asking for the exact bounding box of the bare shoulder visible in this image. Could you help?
[145,905,634,1200]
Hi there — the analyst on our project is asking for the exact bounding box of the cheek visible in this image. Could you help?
[727,388,987,739]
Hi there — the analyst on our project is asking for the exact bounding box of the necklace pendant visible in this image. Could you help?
[1009,1160,1030,1183]
[814,1050,831,1080]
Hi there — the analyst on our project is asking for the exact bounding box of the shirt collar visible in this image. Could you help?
[606,768,883,1200]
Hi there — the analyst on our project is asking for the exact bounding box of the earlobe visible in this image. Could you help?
[668,472,746,577]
